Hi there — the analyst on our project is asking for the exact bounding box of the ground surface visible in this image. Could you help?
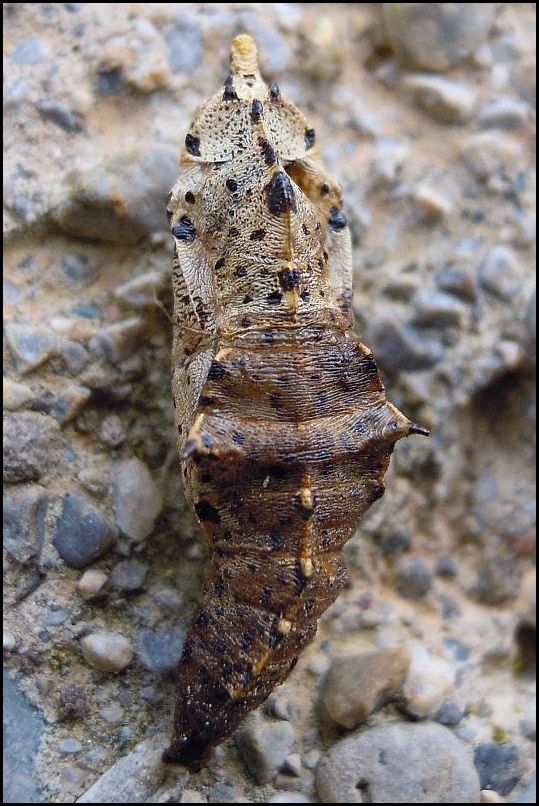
[3,3,536,804]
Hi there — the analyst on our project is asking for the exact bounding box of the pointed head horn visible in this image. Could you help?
[230,34,259,75]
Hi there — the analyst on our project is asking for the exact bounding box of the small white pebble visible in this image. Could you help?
[80,631,133,673]
[3,632,17,651]
[59,738,83,755]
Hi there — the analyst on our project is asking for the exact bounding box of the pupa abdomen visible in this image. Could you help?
[164,34,427,770]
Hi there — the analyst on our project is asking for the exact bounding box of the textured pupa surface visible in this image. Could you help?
[163,34,428,770]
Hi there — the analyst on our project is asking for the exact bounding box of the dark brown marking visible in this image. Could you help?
[266,172,297,215]
[172,216,197,242]
[185,133,201,156]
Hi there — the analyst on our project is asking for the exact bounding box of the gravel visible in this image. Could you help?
[3,411,61,483]
[4,324,57,374]
[53,492,117,569]
[113,458,163,542]
[3,485,48,564]
[474,743,521,796]
[236,713,295,785]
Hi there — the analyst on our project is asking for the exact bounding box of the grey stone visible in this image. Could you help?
[396,557,433,598]
[5,324,57,373]
[3,670,45,803]
[78,569,108,600]
[474,743,521,796]
[479,246,523,301]
[472,557,521,606]
[435,265,477,301]
[318,648,410,728]
[113,271,166,308]
[135,626,185,674]
[110,559,148,592]
[435,700,464,726]
[59,341,90,374]
[369,316,444,374]
[95,67,123,95]
[478,97,530,130]
[61,254,96,283]
[42,608,70,627]
[113,458,163,542]
[510,776,536,803]
[52,384,92,424]
[77,735,185,803]
[57,685,88,720]
[166,19,203,74]
[208,783,239,802]
[380,531,412,556]
[59,738,83,755]
[267,795,311,803]
[462,132,522,182]
[53,492,117,569]
[11,37,50,64]
[382,3,496,72]
[37,100,84,133]
[316,722,480,803]
[54,145,177,243]
[436,555,458,578]
[236,712,295,785]
[403,74,477,123]
[412,290,467,329]
[153,587,184,612]
[80,631,134,674]
[3,486,48,564]
[99,414,126,447]
[3,412,61,483]
[93,318,147,363]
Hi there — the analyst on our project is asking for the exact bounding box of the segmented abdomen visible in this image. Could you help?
[163,319,400,768]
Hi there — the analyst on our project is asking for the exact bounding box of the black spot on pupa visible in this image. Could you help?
[278,267,301,292]
[232,431,245,445]
[251,99,263,123]
[260,586,273,608]
[242,630,255,650]
[185,191,195,204]
[223,75,238,101]
[302,223,310,235]
[268,622,284,650]
[226,178,238,192]
[199,395,215,406]
[207,361,227,380]
[194,500,221,524]
[181,644,192,663]
[266,291,283,305]
[242,294,253,304]
[250,229,266,241]
[241,316,252,328]
[266,172,297,215]
[185,133,201,156]
[235,266,247,277]
[294,494,313,521]
[172,216,197,242]
[293,561,308,594]
[196,610,209,627]
[229,227,239,237]
[328,207,347,231]
[320,183,329,196]
[270,532,285,551]
[300,290,311,302]
[215,257,225,272]
[305,128,316,149]
[258,137,277,166]
[166,191,173,203]
[269,81,281,100]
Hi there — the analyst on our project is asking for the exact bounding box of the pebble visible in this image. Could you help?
[478,97,530,130]
[180,790,208,803]
[267,795,311,804]
[110,559,148,592]
[58,685,88,720]
[78,569,108,601]
[402,644,455,718]
[316,722,480,803]
[99,413,126,447]
[37,99,84,133]
[59,738,83,755]
[135,626,185,674]
[165,19,204,75]
[99,703,123,723]
[380,531,411,556]
[472,557,521,606]
[436,555,459,578]
[95,66,123,95]
[4,323,57,373]
[412,290,467,329]
[369,316,444,375]
[510,776,536,803]
[80,631,134,674]
[3,411,61,483]
[11,36,50,64]
[396,557,434,598]
[474,743,521,796]
[302,749,321,771]
[3,377,33,410]
[54,145,178,243]
[3,632,17,652]
[382,3,496,71]
[53,384,92,424]
[403,74,477,123]
[462,132,522,182]
[77,468,108,498]
[59,341,90,374]
[152,587,184,612]
[478,246,523,301]
[77,735,183,802]
[435,265,477,302]
[318,647,410,728]
[93,318,147,363]
[236,712,295,785]
[61,253,96,283]
[413,185,453,220]
[113,271,166,309]
[436,700,465,726]
[208,783,239,802]
[113,458,163,542]
[3,485,48,564]
[53,491,117,569]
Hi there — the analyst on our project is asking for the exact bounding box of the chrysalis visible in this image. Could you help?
[163,34,428,770]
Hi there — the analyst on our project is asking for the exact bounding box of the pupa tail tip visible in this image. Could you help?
[230,33,259,75]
